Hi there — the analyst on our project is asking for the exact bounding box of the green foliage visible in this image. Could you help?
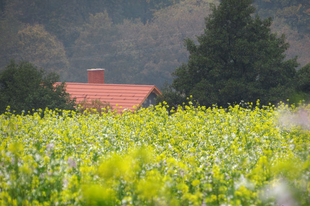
[162,0,299,108]
[1,0,310,90]
[70,11,119,83]
[0,60,76,114]
[69,0,214,86]
[254,0,310,33]
[290,63,310,103]
[16,24,69,77]
[107,0,181,24]
[77,99,112,115]
[156,82,186,108]
[270,17,310,69]
[1,0,215,87]
[296,63,310,93]
[1,104,310,205]
[4,0,179,46]
[0,15,21,71]
[103,0,214,86]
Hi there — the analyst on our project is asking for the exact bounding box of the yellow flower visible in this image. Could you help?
[8,142,23,156]
[43,156,50,165]
[211,195,217,202]
[191,179,200,187]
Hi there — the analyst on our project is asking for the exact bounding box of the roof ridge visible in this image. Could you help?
[56,82,157,87]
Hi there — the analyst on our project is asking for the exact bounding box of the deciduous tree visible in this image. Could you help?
[114,0,214,86]
[70,12,120,83]
[0,60,75,114]
[16,24,69,79]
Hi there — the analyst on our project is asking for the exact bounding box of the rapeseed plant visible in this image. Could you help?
[0,103,310,205]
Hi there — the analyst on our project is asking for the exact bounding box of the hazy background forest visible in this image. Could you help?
[0,0,310,89]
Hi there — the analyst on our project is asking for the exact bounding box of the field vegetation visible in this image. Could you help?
[1,102,310,205]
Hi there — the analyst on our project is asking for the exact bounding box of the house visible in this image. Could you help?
[56,69,162,113]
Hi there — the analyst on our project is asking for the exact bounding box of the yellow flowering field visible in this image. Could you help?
[1,102,310,206]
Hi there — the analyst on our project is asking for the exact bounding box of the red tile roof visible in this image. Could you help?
[55,82,162,113]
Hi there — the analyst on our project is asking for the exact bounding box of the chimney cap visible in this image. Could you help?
[87,68,105,71]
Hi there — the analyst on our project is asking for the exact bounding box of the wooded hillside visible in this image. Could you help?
[0,0,309,88]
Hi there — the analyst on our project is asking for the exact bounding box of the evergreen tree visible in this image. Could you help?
[0,60,75,114]
[163,0,299,107]
[291,63,310,103]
